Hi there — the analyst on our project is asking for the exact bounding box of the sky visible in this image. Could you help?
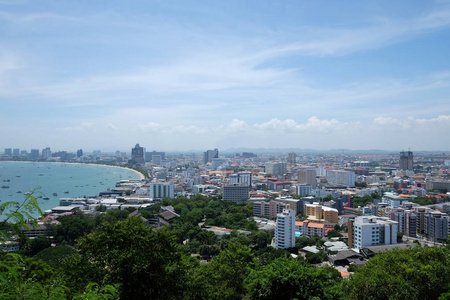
[1,0,450,152]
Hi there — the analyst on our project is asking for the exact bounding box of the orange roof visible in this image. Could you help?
[340,272,351,277]
[308,223,325,229]
[295,221,303,226]
[399,194,411,198]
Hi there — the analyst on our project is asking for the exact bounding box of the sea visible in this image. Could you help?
[0,161,141,218]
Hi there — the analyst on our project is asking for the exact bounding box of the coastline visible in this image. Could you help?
[0,160,146,180]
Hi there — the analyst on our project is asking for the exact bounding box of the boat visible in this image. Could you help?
[53,193,58,196]
[38,196,42,198]
[3,179,10,182]
[1,185,9,188]
[64,191,69,194]
[43,197,50,200]
[16,175,20,177]
[17,191,22,193]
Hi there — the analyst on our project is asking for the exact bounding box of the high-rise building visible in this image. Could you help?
[253,201,287,218]
[229,172,252,187]
[211,158,227,170]
[42,147,52,159]
[29,149,40,160]
[203,148,218,164]
[4,148,12,156]
[149,181,174,199]
[265,162,287,177]
[77,149,83,157]
[145,151,166,162]
[12,148,20,156]
[298,168,317,188]
[131,144,145,164]
[297,184,312,197]
[350,216,398,250]
[275,209,296,249]
[223,184,249,202]
[287,152,297,164]
[399,151,413,171]
[326,170,355,187]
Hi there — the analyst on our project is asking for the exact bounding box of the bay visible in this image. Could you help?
[0,161,142,217]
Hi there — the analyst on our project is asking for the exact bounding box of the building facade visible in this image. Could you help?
[399,151,414,171]
[275,209,296,249]
[223,184,249,202]
[149,181,174,199]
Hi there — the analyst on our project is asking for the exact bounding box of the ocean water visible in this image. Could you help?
[0,161,141,217]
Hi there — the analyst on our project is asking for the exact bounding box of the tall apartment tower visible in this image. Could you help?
[399,151,413,171]
[287,152,297,164]
[131,144,145,164]
[203,148,218,164]
[298,168,317,188]
[275,209,296,249]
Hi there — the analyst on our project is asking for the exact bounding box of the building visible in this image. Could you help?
[223,184,249,202]
[304,203,339,224]
[297,184,312,197]
[287,152,297,164]
[424,212,449,243]
[253,201,287,218]
[42,147,52,159]
[4,148,12,156]
[211,158,227,170]
[29,149,40,159]
[399,151,413,171]
[326,170,355,187]
[149,181,174,199]
[229,172,252,187]
[12,148,20,156]
[145,151,166,162]
[203,148,219,164]
[350,216,399,250]
[131,144,145,164]
[77,149,83,157]
[298,168,317,188]
[296,220,325,237]
[275,209,296,249]
[265,162,287,177]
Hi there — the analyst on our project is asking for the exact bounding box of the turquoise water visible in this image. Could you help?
[0,162,141,216]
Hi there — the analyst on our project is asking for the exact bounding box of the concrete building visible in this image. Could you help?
[212,158,227,170]
[297,184,312,197]
[275,209,296,249]
[287,152,297,164]
[304,203,338,224]
[298,168,317,188]
[229,171,252,187]
[399,151,413,171]
[4,148,12,156]
[350,216,398,250]
[131,143,145,164]
[29,149,40,160]
[326,170,355,187]
[223,184,249,202]
[145,151,166,162]
[149,181,174,199]
[203,148,218,164]
[296,220,325,237]
[424,212,449,243]
[253,201,287,218]
[265,162,287,177]
[42,147,52,159]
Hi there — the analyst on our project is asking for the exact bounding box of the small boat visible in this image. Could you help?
[17,191,22,193]
[53,193,58,196]
[1,185,9,188]
[3,179,10,182]
[64,191,69,194]
[43,197,49,200]
[38,174,44,176]
[38,196,42,198]
[16,175,20,178]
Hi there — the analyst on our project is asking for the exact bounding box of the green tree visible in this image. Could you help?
[245,257,342,300]
[74,217,187,300]
[344,247,450,300]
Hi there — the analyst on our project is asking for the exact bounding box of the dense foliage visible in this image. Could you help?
[1,193,450,299]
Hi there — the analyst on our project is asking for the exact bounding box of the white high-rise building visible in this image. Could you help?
[229,172,252,187]
[351,216,398,250]
[275,209,296,249]
[149,181,174,199]
[326,170,355,186]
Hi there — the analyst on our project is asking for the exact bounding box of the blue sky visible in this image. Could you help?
[1,0,450,152]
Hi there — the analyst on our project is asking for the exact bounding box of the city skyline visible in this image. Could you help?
[1,1,450,151]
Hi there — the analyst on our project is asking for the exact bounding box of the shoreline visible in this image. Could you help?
[0,160,146,180]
